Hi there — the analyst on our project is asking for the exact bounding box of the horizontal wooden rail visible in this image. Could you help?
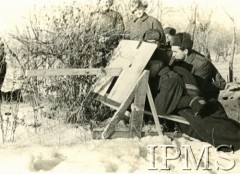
[97,100,190,125]
[26,68,122,77]
[144,110,190,125]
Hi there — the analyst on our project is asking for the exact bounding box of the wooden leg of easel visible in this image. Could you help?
[129,71,149,138]
[146,85,163,136]
[102,70,150,139]
[101,86,136,139]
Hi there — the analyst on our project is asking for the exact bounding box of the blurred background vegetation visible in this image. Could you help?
[1,0,240,125]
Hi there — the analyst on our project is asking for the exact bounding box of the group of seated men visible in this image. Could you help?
[142,28,240,152]
[89,0,240,151]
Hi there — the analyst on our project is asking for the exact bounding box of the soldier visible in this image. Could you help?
[164,27,176,46]
[125,0,165,45]
[150,44,240,151]
[142,29,203,131]
[164,27,176,61]
[90,0,125,45]
[89,0,125,67]
[170,32,226,101]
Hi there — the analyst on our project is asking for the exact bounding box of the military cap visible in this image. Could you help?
[130,0,148,13]
[164,27,176,36]
[170,32,193,50]
[143,29,162,42]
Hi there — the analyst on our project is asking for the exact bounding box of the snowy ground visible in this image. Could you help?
[0,102,239,174]
[0,136,240,174]
[0,53,239,173]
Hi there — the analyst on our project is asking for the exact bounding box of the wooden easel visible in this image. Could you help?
[90,40,189,139]
[26,40,189,140]
[100,70,163,139]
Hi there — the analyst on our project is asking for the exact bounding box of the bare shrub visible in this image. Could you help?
[9,2,120,125]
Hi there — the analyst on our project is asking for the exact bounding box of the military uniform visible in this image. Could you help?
[173,51,226,100]
[125,13,166,44]
[154,66,240,151]
[90,9,125,43]
[154,67,186,115]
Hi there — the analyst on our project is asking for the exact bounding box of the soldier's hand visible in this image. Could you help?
[189,96,206,117]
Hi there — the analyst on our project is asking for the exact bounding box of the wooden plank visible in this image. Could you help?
[26,68,122,77]
[145,111,190,125]
[129,70,149,138]
[93,127,159,140]
[108,41,157,103]
[101,87,135,139]
[146,85,164,136]
[93,128,183,140]
[101,71,148,139]
[93,40,139,97]
[93,40,157,103]
[93,96,190,125]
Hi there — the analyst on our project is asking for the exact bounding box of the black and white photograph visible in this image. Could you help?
[0,0,240,173]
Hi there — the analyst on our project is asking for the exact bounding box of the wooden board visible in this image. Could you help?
[93,127,159,139]
[129,71,149,138]
[26,68,122,77]
[101,71,149,139]
[146,85,164,136]
[93,40,157,104]
[94,97,190,125]
[93,127,183,140]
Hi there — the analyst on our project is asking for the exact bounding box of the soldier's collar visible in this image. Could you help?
[185,51,196,63]
[133,13,149,22]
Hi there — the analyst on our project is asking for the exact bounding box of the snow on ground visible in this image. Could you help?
[0,103,239,174]
[0,49,239,174]
[0,134,240,174]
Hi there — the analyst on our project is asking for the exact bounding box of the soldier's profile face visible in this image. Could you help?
[171,46,186,61]
[165,34,172,42]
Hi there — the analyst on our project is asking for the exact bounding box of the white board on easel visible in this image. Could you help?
[92,40,157,105]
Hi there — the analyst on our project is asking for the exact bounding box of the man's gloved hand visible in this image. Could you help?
[189,96,206,117]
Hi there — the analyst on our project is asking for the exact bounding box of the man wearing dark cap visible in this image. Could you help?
[142,29,205,131]
[143,29,170,95]
[125,0,165,45]
[140,31,240,150]
[170,32,226,101]
[164,27,176,59]
[164,27,176,44]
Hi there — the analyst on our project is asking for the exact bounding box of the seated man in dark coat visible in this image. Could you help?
[143,29,202,130]
[142,29,240,151]
[170,32,226,101]
[152,46,240,151]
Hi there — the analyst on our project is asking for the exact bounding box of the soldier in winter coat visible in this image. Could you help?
[140,29,240,151]
[170,32,226,100]
[90,0,125,45]
[125,0,165,45]
[151,44,240,151]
